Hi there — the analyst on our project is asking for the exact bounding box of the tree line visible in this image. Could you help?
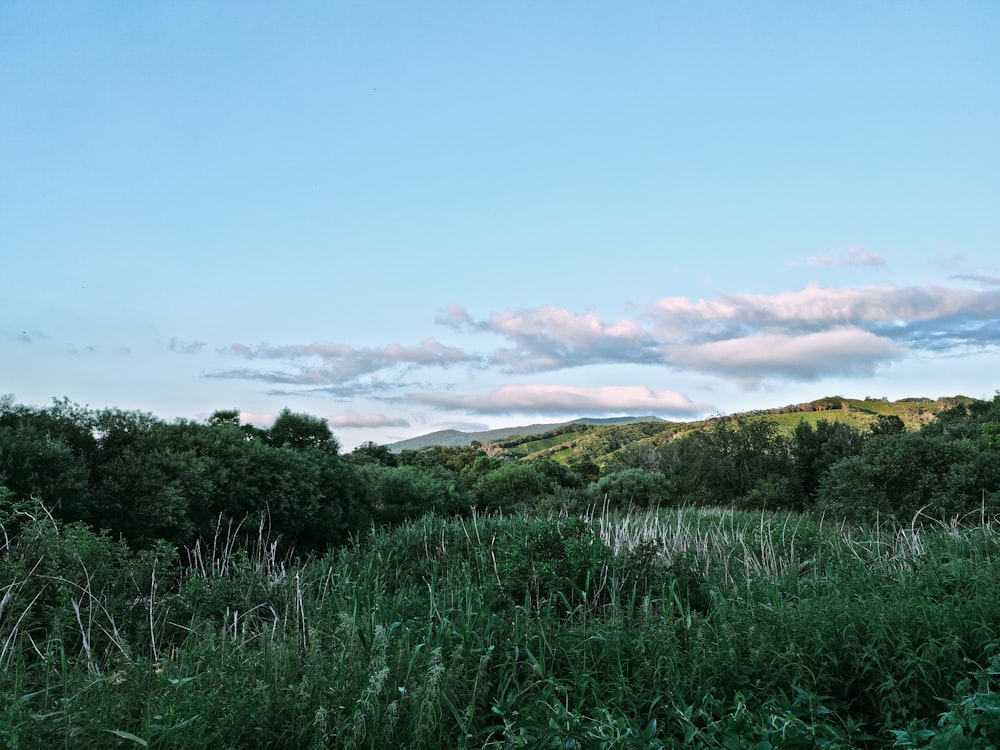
[2,392,999,554]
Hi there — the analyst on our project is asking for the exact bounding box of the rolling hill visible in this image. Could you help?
[386,416,667,452]
[385,395,975,468]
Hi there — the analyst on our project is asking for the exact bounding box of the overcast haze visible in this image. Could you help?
[2,2,999,449]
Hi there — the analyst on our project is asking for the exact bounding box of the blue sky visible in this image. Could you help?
[2,1,999,449]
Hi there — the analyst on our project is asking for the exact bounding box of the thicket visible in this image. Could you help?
[3,394,999,553]
[2,503,1000,747]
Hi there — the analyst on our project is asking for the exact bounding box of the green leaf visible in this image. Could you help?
[105,729,149,746]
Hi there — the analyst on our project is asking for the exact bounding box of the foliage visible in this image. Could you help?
[6,392,1000,552]
[492,517,611,610]
[5,503,1000,747]
[268,408,338,452]
[360,464,473,525]
[0,400,366,554]
[473,460,555,511]
[669,417,793,507]
[817,432,1000,523]
[892,652,1000,749]
[788,419,864,508]
[589,468,674,510]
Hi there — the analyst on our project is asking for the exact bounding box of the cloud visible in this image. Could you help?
[952,273,1000,287]
[650,284,1000,340]
[806,247,886,267]
[413,384,712,416]
[262,379,410,399]
[443,304,658,373]
[441,283,1000,386]
[237,410,277,427]
[434,420,492,432]
[436,303,475,329]
[327,413,410,428]
[209,281,1000,398]
[168,338,207,354]
[665,329,904,385]
[212,338,476,384]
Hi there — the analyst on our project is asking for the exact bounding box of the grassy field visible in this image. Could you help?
[2,505,999,748]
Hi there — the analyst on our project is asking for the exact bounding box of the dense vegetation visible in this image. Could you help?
[2,392,1000,747]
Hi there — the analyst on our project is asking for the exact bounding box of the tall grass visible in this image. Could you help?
[2,503,999,747]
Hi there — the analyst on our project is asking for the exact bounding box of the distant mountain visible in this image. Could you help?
[385,416,667,452]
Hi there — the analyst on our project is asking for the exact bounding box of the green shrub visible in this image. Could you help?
[589,469,674,510]
[494,517,611,611]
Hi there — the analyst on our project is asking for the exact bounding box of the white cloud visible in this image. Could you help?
[434,420,492,432]
[413,384,712,416]
[650,284,991,332]
[665,328,905,384]
[210,282,1000,400]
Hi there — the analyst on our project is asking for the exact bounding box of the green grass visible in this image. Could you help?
[2,504,1000,748]
[506,430,583,459]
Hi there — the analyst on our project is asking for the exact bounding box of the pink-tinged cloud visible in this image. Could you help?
[413,384,712,416]
[237,410,278,427]
[487,306,646,345]
[665,328,904,383]
[327,413,410,428]
[651,284,997,332]
[434,420,492,432]
[806,247,886,267]
[215,282,1000,397]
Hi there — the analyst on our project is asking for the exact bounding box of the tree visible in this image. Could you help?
[473,461,553,511]
[348,441,398,467]
[590,468,674,510]
[789,419,863,508]
[672,418,791,507]
[817,432,1000,523]
[268,408,338,452]
[869,414,905,437]
[0,422,90,512]
[207,409,241,427]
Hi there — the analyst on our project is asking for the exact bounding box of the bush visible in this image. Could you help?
[589,468,674,510]
[493,517,611,610]
[817,433,1000,523]
[473,461,554,511]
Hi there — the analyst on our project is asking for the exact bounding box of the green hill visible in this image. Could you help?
[385,416,667,452]
[390,395,974,468]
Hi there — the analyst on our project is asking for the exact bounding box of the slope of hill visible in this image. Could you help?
[386,416,667,452]
[385,395,975,467]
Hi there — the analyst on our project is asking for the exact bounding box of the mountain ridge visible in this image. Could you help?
[383,395,975,461]
[386,416,667,452]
